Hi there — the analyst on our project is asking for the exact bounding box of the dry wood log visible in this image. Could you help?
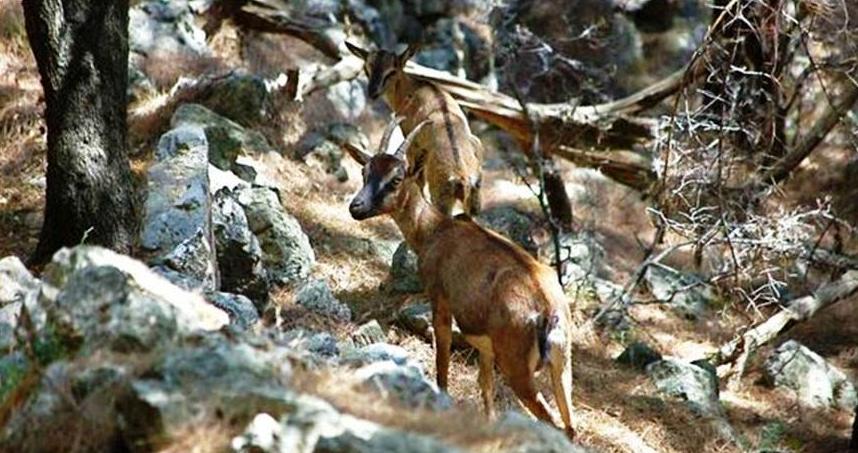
[714,270,858,386]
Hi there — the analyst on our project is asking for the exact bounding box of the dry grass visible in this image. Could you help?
[0,1,44,260]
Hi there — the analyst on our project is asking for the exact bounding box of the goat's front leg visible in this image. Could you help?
[431,302,453,390]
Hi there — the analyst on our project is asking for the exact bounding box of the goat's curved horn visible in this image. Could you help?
[379,116,405,155]
[394,120,431,159]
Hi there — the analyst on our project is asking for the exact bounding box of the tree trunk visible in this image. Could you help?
[23,0,136,264]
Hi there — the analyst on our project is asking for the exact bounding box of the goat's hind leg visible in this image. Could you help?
[548,331,575,439]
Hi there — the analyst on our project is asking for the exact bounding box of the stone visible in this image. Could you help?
[236,187,315,287]
[212,188,269,304]
[1,360,132,451]
[389,242,422,293]
[195,73,271,126]
[294,279,350,322]
[207,292,260,330]
[129,1,210,59]
[494,411,590,453]
[43,246,228,337]
[0,352,28,402]
[232,393,461,453]
[616,341,662,371]
[296,133,349,182]
[0,256,39,306]
[395,302,470,350]
[646,358,722,418]
[477,206,538,253]
[280,329,340,359]
[231,412,281,452]
[539,232,604,284]
[210,165,251,194]
[141,125,217,291]
[644,265,716,320]
[119,337,296,450]
[341,343,416,369]
[0,257,40,350]
[351,320,386,347]
[171,104,272,172]
[354,361,452,411]
[763,340,858,411]
[325,79,366,121]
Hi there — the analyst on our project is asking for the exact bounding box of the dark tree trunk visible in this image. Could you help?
[23,0,136,264]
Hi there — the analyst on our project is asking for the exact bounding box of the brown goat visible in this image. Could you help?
[346,41,483,216]
[345,118,576,439]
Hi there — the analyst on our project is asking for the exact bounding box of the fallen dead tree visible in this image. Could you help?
[713,270,858,387]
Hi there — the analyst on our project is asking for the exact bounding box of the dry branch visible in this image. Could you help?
[222,0,708,191]
[714,270,858,385]
[750,77,858,187]
[211,0,343,60]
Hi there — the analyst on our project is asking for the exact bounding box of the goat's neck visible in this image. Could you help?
[390,183,444,254]
[384,72,420,112]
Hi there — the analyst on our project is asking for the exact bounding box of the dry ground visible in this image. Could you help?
[1,4,857,452]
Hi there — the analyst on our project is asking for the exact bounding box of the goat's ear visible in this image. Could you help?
[397,42,420,67]
[343,142,372,166]
[345,41,369,60]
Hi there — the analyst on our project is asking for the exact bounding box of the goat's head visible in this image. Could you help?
[345,41,419,100]
[343,117,429,220]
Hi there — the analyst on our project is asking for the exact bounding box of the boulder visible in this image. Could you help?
[351,320,387,347]
[231,394,462,453]
[476,206,538,253]
[236,187,315,287]
[763,340,858,411]
[395,302,470,349]
[1,360,132,452]
[325,79,366,121]
[129,1,210,59]
[294,279,351,322]
[207,292,260,330]
[194,73,271,126]
[354,360,452,411]
[43,246,228,337]
[210,165,251,194]
[341,343,416,369]
[0,256,40,350]
[646,358,722,418]
[494,411,590,453]
[280,329,340,359]
[616,341,662,371]
[171,103,272,172]
[389,242,422,293]
[141,125,217,291]
[212,188,269,304]
[118,337,296,450]
[539,232,604,284]
[644,265,716,319]
[298,134,349,182]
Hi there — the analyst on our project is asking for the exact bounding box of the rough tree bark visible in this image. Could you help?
[23,0,136,264]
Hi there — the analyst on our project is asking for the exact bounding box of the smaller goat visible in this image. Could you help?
[345,117,575,439]
[346,41,483,216]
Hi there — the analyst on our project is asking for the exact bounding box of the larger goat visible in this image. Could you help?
[345,118,576,439]
[346,41,483,216]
